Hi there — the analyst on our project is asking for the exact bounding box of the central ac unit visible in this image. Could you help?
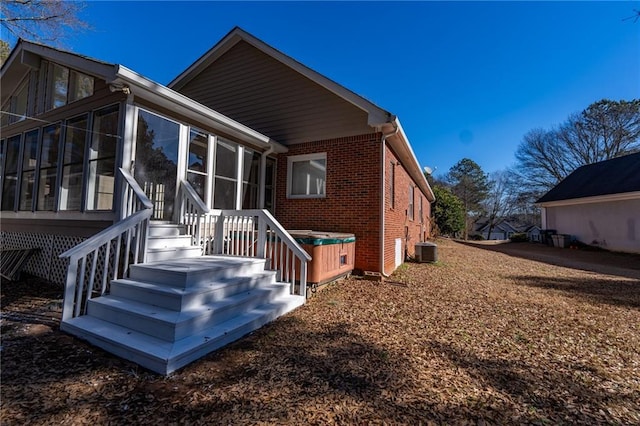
[415,242,437,263]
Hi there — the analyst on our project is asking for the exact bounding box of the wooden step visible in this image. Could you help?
[61,294,305,375]
[87,283,291,341]
[110,272,277,310]
[61,252,305,375]
[147,235,194,249]
[129,256,268,288]
[148,223,186,237]
[145,246,203,262]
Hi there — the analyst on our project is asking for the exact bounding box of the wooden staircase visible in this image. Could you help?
[61,223,305,375]
[145,222,202,262]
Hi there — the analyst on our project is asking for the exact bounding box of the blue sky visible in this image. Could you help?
[67,1,640,178]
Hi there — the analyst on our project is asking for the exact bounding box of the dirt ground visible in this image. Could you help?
[1,240,639,425]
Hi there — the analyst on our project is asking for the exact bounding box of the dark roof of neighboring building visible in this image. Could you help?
[536,152,640,203]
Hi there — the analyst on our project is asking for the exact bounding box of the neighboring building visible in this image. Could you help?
[524,225,542,243]
[474,220,519,240]
[536,152,640,253]
[169,27,435,275]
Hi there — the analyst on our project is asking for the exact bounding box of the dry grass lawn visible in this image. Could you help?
[1,239,639,424]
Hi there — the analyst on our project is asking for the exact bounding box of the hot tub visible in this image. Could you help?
[289,230,356,285]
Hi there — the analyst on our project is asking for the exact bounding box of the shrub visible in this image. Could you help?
[510,233,528,243]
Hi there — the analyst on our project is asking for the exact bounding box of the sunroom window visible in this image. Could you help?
[1,135,21,210]
[59,115,89,211]
[135,109,180,219]
[19,130,39,211]
[70,70,95,102]
[13,80,29,122]
[46,63,94,111]
[213,139,237,209]
[242,148,260,209]
[0,105,120,213]
[37,124,61,211]
[1,78,29,125]
[187,128,209,201]
[86,106,119,211]
[287,153,326,198]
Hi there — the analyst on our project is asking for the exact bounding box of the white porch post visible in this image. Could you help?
[119,98,137,220]
[173,124,189,222]
[235,146,244,210]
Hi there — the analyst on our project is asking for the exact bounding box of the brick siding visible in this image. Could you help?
[275,133,382,273]
[383,145,432,274]
[275,133,431,275]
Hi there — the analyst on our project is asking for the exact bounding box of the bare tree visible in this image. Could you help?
[1,0,88,47]
[482,170,520,240]
[623,8,640,23]
[514,128,573,193]
[503,170,541,225]
[578,99,640,159]
[515,99,640,194]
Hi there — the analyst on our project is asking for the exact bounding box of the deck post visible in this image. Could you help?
[300,261,307,299]
[62,259,78,321]
[214,212,225,254]
[256,215,266,258]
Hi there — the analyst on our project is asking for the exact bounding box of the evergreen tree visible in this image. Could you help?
[446,158,490,239]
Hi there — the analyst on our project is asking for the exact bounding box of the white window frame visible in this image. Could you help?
[287,152,327,199]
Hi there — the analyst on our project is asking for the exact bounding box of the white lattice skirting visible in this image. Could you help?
[0,231,85,285]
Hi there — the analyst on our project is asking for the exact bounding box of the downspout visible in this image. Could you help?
[380,119,399,278]
[259,145,275,209]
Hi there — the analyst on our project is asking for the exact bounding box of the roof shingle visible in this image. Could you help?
[536,152,640,203]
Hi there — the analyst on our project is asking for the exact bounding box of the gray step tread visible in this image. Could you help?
[90,283,290,325]
[136,255,266,272]
[146,246,202,253]
[130,256,268,288]
[148,235,193,241]
[62,294,305,373]
[112,272,276,297]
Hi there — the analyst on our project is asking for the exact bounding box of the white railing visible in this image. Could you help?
[60,168,153,321]
[216,209,311,298]
[178,180,214,253]
[178,181,311,297]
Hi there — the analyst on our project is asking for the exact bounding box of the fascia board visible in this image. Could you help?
[16,41,118,81]
[385,119,436,202]
[0,40,23,78]
[536,191,640,208]
[115,65,288,154]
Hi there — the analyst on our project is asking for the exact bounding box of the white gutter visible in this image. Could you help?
[380,120,399,277]
[536,191,640,208]
[259,146,275,208]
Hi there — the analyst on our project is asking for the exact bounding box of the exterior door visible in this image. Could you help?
[134,109,180,220]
